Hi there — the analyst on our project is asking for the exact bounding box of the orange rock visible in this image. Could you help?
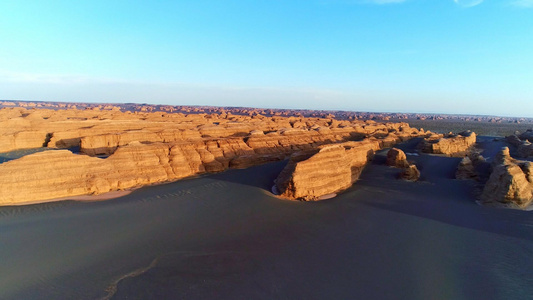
[420,131,476,156]
[0,106,432,205]
[387,148,409,168]
[274,139,381,201]
[481,147,533,209]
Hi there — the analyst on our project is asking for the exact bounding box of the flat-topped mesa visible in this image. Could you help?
[419,130,476,157]
[274,139,381,201]
[481,147,533,209]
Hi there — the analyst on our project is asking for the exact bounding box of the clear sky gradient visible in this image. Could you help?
[1,0,532,117]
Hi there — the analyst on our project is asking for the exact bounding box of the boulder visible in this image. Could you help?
[400,164,420,181]
[386,148,409,168]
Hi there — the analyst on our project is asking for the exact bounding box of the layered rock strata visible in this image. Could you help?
[0,134,428,205]
[481,147,533,209]
[0,107,432,205]
[274,139,381,201]
[0,107,423,154]
[419,131,476,156]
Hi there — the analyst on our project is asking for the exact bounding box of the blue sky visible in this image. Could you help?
[0,0,532,117]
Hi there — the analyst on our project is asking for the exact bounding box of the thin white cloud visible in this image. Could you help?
[453,0,484,7]
[511,0,533,7]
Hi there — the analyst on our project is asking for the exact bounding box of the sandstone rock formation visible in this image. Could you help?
[0,106,432,205]
[400,164,420,181]
[0,106,425,154]
[274,139,381,201]
[455,157,478,180]
[481,147,533,209]
[505,131,533,158]
[386,148,409,168]
[419,131,476,157]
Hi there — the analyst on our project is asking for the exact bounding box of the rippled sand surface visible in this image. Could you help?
[1,139,533,299]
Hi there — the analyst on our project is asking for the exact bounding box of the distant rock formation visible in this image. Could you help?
[386,148,409,168]
[419,131,476,157]
[505,130,533,158]
[0,107,425,154]
[400,165,420,181]
[481,147,533,209]
[274,139,381,201]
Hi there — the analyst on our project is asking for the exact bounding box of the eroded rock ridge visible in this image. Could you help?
[0,107,428,205]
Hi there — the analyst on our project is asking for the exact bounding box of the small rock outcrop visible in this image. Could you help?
[386,148,419,181]
[481,147,533,209]
[505,131,533,158]
[386,148,409,168]
[274,139,381,201]
[420,131,476,157]
[400,164,420,181]
[456,157,478,180]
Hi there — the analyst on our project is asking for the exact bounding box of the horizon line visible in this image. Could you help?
[1,98,532,120]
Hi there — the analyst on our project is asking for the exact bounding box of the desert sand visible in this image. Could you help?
[1,137,532,300]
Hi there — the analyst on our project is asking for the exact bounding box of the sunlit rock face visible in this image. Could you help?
[482,147,533,209]
[419,131,476,157]
[386,148,409,168]
[0,106,432,205]
[274,139,381,201]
